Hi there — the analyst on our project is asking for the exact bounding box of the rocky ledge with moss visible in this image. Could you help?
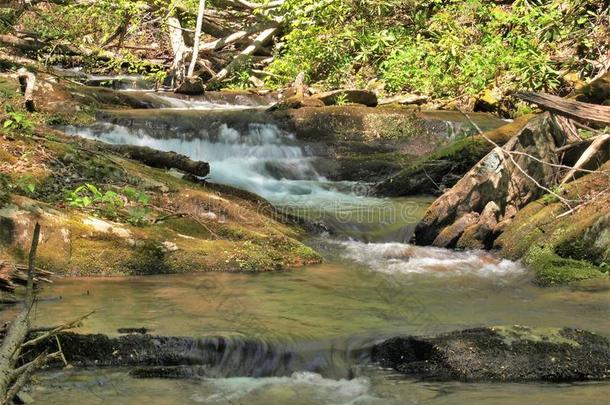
[0,76,320,276]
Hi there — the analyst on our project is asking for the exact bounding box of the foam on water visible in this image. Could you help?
[148,93,259,110]
[339,240,526,277]
[196,372,383,404]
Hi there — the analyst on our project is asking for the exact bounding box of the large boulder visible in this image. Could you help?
[372,326,610,382]
[413,113,564,248]
[373,115,531,197]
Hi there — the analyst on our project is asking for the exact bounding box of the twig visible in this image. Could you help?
[458,110,573,209]
[22,310,95,348]
[54,336,68,367]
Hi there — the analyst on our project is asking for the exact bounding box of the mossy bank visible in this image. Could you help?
[0,75,320,276]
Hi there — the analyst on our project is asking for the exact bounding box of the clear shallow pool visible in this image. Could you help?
[24,95,610,403]
[32,367,610,405]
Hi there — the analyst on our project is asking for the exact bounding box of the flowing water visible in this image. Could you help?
[21,93,610,403]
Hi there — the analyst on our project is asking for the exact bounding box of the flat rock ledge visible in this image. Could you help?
[24,326,610,383]
[372,326,610,382]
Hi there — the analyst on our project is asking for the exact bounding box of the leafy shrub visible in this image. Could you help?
[265,0,609,100]
[65,183,151,225]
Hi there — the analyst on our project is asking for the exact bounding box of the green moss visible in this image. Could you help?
[524,246,606,286]
[491,325,580,347]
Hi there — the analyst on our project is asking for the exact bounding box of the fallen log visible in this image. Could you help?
[516,92,610,125]
[200,21,279,52]
[210,26,279,83]
[101,144,210,178]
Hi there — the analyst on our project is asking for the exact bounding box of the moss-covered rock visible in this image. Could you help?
[374,115,532,197]
[0,174,9,208]
[372,326,610,382]
[495,161,610,285]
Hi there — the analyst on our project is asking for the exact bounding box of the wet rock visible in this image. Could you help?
[456,201,500,250]
[414,113,564,248]
[174,76,205,95]
[373,116,530,197]
[372,326,610,382]
[130,365,208,379]
[28,332,299,378]
[432,212,479,248]
[268,95,325,110]
[311,89,378,107]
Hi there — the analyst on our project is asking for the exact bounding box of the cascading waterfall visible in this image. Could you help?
[63,119,425,241]
[64,122,329,200]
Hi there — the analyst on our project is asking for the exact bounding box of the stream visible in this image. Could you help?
[25,93,610,403]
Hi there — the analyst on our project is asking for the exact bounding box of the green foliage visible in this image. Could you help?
[542,185,563,204]
[13,176,37,196]
[2,107,34,134]
[65,183,151,225]
[266,0,609,98]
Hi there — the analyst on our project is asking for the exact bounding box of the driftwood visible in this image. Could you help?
[516,92,610,125]
[0,261,53,293]
[210,25,279,83]
[200,21,278,52]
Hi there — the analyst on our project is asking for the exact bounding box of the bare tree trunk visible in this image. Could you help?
[0,224,40,402]
[16,68,35,112]
[187,0,206,77]
[167,16,188,87]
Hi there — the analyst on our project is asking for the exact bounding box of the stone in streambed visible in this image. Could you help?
[372,326,610,382]
[130,365,208,379]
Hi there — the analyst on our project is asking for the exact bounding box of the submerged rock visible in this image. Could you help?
[28,326,610,383]
[372,326,610,382]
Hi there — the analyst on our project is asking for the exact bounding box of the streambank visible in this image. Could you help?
[1,77,321,276]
